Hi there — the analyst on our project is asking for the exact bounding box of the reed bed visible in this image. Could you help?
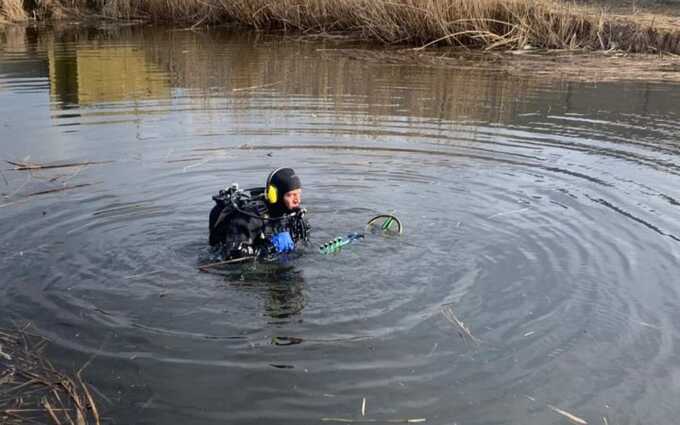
[0,326,101,425]
[0,0,27,22]
[6,0,676,53]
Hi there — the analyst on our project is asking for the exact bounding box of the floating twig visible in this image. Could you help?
[26,184,91,197]
[636,321,662,330]
[166,157,205,163]
[182,158,212,172]
[198,256,257,271]
[321,418,426,423]
[271,336,304,346]
[7,160,113,171]
[441,304,481,345]
[361,398,366,417]
[4,408,74,413]
[232,81,282,92]
[547,404,588,425]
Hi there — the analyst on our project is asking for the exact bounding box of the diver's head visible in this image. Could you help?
[265,168,302,214]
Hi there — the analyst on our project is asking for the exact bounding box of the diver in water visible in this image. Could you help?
[209,168,311,260]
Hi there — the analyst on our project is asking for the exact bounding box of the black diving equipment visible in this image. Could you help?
[209,183,310,260]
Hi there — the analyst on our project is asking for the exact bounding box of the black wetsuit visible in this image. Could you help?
[209,186,310,259]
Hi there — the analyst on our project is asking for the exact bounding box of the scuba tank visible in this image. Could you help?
[209,183,310,259]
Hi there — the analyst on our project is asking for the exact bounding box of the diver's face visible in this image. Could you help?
[283,189,302,210]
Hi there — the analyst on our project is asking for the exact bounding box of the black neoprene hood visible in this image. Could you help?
[270,168,301,195]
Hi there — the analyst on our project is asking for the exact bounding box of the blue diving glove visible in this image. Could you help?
[271,231,295,253]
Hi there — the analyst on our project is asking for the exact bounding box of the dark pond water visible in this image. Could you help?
[2,24,680,425]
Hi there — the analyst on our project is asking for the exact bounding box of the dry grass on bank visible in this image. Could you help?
[0,326,101,425]
[5,0,680,53]
[0,0,27,22]
[96,0,680,52]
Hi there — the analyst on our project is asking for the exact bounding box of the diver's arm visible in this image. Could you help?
[208,203,227,246]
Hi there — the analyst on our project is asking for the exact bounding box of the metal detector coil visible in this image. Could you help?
[366,214,403,234]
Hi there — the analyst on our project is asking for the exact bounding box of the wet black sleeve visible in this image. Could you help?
[211,205,267,251]
[209,203,228,246]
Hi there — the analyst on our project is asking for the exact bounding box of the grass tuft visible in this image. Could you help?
[0,0,27,22]
[0,325,101,425]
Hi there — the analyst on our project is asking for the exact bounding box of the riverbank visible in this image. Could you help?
[1,0,680,53]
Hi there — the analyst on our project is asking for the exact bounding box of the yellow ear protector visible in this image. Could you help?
[266,185,278,204]
[265,168,282,205]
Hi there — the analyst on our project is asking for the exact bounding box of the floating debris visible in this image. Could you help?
[321,418,426,423]
[232,81,282,92]
[636,321,662,330]
[441,304,481,345]
[272,336,304,346]
[7,160,113,171]
[26,183,92,197]
[322,398,424,423]
[166,157,205,163]
[198,256,257,271]
[547,404,588,425]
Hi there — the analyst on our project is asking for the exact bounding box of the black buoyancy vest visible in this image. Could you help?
[209,186,310,258]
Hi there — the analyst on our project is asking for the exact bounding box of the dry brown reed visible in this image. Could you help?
[7,0,680,53]
[6,160,113,171]
[441,304,481,345]
[82,0,680,53]
[0,326,101,425]
[0,0,27,22]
